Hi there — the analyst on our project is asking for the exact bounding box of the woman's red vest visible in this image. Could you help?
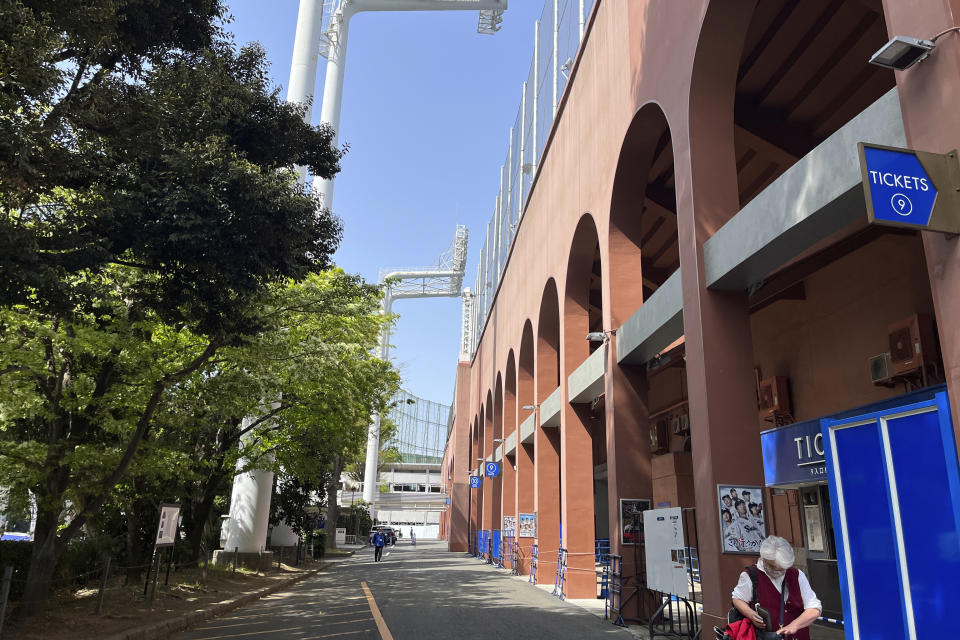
[754,565,810,640]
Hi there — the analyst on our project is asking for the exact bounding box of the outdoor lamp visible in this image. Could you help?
[522,404,536,410]
[869,28,960,70]
[586,332,606,342]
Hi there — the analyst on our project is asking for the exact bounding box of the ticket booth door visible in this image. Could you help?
[821,392,960,639]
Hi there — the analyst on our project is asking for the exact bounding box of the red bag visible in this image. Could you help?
[721,618,758,640]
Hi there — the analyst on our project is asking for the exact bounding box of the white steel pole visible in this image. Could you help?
[313,7,354,209]
[363,290,392,504]
[288,0,326,184]
[553,0,559,116]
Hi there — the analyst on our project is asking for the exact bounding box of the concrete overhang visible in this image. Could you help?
[568,345,606,403]
[616,270,683,365]
[504,430,517,456]
[520,412,537,444]
[495,445,503,462]
[705,88,905,291]
[540,386,562,428]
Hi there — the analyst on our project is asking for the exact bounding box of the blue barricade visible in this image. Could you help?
[492,530,501,559]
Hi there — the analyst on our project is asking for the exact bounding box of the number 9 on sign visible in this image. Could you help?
[891,193,913,216]
[485,462,500,477]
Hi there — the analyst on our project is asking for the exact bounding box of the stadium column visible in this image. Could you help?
[604,348,651,576]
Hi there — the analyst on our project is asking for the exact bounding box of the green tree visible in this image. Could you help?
[0,0,343,618]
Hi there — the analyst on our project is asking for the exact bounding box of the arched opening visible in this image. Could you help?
[502,357,517,554]
[492,374,504,552]
[481,390,494,558]
[734,0,894,205]
[516,321,536,572]
[534,281,562,581]
[609,103,681,320]
[561,215,605,596]
[537,280,561,399]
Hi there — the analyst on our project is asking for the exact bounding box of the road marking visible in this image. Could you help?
[189,626,301,639]
[360,581,394,640]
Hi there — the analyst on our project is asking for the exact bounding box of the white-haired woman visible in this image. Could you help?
[731,536,821,639]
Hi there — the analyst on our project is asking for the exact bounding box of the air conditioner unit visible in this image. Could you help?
[869,352,893,384]
[888,314,936,376]
[758,376,790,415]
[649,419,669,454]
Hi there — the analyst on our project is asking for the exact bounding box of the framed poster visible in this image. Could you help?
[518,512,536,538]
[503,515,516,538]
[619,498,652,545]
[718,484,766,554]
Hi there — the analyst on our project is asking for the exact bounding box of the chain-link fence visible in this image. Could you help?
[468,0,599,357]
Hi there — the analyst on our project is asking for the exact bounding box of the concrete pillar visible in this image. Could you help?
[224,419,274,553]
[517,440,536,574]
[481,400,493,551]
[448,363,473,552]
[604,353,652,576]
[881,0,960,447]
[534,422,561,583]
[560,401,597,598]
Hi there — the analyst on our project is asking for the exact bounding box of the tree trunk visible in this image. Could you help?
[10,504,64,623]
[325,455,342,550]
[125,500,144,584]
[188,468,229,561]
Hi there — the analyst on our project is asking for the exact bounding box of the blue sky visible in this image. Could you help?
[225,1,544,406]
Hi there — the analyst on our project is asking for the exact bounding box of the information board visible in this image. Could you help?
[643,507,689,598]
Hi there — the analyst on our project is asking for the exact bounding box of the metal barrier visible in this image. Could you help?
[495,537,505,569]
[552,547,567,600]
[606,553,626,626]
[509,539,520,575]
[595,538,610,565]
[529,544,538,583]
[491,530,501,565]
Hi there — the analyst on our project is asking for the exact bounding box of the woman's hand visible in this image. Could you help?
[749,611,766,629]
[777,622,799,636]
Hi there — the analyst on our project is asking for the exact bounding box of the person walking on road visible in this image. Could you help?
[410,528,416,546]
[373,530,385,562]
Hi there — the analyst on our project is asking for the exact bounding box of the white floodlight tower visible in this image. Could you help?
[287,0,508,208]
[362,225,469,503]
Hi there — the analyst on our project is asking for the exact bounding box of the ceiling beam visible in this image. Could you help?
[734,124,798,168]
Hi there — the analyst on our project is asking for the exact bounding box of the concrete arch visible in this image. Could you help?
[564,213,603,366]
[536,279,561,401]
[608,102,680,325]
[518,320,535,410]
[515,321,536,572]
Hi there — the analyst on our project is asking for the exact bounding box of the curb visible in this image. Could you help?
[102,559,338,640]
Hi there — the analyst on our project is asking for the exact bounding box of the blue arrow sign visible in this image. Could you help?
[485,461,500,478]
[469,476,482,489]
[862,145,938,227]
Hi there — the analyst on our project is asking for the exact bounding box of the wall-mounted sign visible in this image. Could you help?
[718,485,766,554]
[469,476,482,489]
[859,142,960,234]
[485,461,500,478]
[761,420,827,486]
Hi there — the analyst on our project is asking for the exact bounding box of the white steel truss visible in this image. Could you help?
[287,0,509,209]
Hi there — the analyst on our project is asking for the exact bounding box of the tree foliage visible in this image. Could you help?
[0,0,398,621]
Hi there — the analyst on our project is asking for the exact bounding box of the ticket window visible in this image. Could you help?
[800,486,834,560]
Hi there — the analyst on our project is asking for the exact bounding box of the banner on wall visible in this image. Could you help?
[619,498,651,545]
[717,484,766,554]
[518,513,536,538]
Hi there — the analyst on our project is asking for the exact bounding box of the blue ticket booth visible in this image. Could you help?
[822,390,960,639]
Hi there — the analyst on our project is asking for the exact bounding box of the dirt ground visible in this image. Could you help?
[5,555,343,640]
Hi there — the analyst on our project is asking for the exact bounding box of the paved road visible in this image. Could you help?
[173,541,633,640]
